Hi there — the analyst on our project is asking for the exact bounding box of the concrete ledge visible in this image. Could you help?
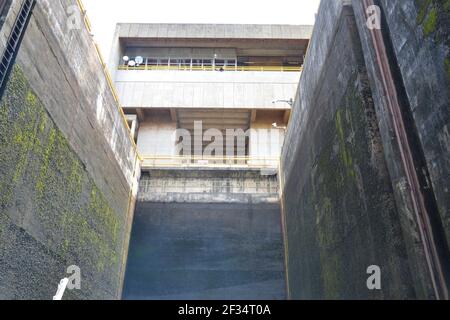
[116,23,314,40]
[138,169,280,204]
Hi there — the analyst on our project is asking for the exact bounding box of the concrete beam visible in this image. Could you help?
[283,110,291,124]
[170,109,178,122]
[136,108,145,122]
[178,113,250,120]
[179,119,250,126]
[251,110,257,123]
[125,114,138,140]
[117,23,314,41]
[182,125,250,131]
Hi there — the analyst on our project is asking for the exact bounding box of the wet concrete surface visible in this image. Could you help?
[123,202,286,300]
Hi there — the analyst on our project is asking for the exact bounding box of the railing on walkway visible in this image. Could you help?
[118,65,302,72]
[141,155,280,169]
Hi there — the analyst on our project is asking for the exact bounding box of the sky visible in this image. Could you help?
[82,0,321,61]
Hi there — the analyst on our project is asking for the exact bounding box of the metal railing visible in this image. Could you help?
[141,155,280,169]
[118,65,302,72]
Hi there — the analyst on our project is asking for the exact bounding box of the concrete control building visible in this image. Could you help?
[108,23,313,169]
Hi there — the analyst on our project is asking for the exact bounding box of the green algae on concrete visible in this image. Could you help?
[416,0,450,43]
[415,0,450,83]
[423,7,438,36]
[0,65,123,299]
[445,58,450,83]
[286,64,413,298]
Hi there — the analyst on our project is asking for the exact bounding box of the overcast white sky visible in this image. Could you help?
[83,0,321,60]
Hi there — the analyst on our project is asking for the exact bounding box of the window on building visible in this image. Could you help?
[237,57,249,67]
[148,58,158,66]
[169,58,180,67]
[203,59,213,67]
[192,59,202,68]
[225,59,236,67]
[158,59,169,66]
[215,59,225,67]
[180,59,191,69]
[119,50,301,72]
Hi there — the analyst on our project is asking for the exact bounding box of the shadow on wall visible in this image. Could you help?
[280,0,449,300]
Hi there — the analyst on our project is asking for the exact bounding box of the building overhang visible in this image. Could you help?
[116,23,314,41]
[110,24,313,68]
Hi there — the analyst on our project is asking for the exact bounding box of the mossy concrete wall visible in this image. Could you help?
[280,0,447,299]
[0,0,140,299]
[1,65,121,299]
[353,0,450,267]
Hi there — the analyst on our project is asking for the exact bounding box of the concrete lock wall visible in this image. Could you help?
[0,0,140,299]
[280,0,449,300]
[123,169,286,299]
[352,0,450,281]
